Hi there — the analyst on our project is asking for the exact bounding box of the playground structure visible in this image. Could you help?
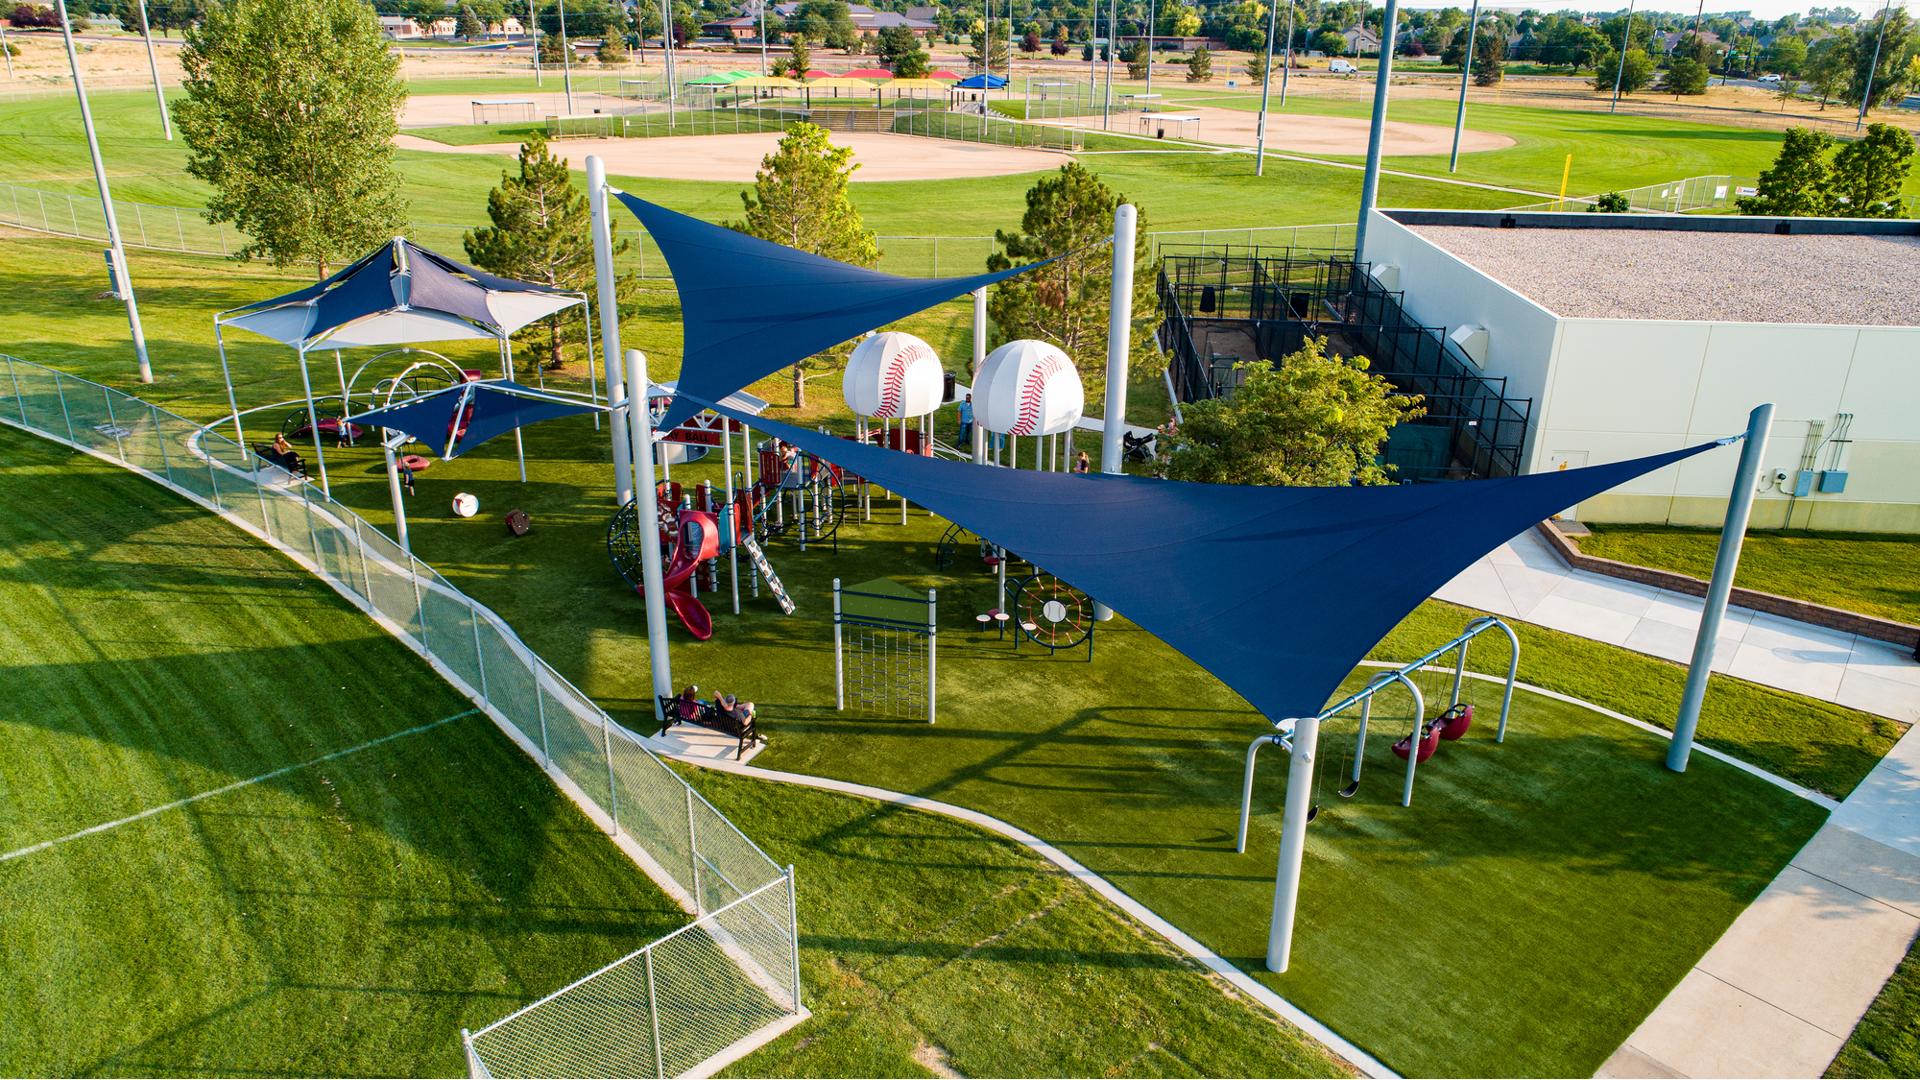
[935,520,1097,658]
[844,331,947,523]
[970,339,1086,471]
[833,577,938,723]
[1237,614,1521,851]
[607,473,799,641]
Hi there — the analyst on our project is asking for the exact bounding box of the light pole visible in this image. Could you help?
[136,0,171,139]
[57,0,152,384]
[529,0,542,85]
[759,0,768,75]
[1447,0,1480,172]
[1103,0,1117,128]
[1856,0,1894,131]
[1351,0,1402,261]
[1,18,13,78]
[1608,0,1636,114]
[557,0,575,114]
[1254,0,1279,175]
[1146,0,1157,104]
[1279,1,1294,106]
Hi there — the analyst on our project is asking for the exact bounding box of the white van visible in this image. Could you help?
[1328,58,1359,75]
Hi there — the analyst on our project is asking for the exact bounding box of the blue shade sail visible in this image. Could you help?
[350,381,602,459]
[613,194,1055,432]
[709,404,1731,721]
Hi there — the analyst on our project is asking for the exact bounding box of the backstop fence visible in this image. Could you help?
[0,353,803,1079]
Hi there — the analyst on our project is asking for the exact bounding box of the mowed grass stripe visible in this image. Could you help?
[0,427,687,1076]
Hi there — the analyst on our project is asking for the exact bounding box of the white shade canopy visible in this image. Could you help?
[842,331,945,419]
[216,238,584,352]
[973,339,1084,437]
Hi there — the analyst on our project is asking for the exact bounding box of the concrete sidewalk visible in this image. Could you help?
[1436,528,1919,724]
[1599,723,1920,1078]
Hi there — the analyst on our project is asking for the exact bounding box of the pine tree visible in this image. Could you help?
[456,4,486,40]
[1472,25,1504,84]
[985,163,1158,405]
[175,0,406,278]
[967,22,1010,72]
[1185,44,1213,81]
[464,133,629,370]
[1246,49,1270,83]
[732,123,880,406]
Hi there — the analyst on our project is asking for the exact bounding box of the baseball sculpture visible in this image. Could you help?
[843,332,945,420]
[973,339,1084,437]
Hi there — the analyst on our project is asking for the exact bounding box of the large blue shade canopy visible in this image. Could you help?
[350,380,603,459]
[709,405,1730,722]
[614,194,1054,432]
[953,73,1009,89]
[217,238,584,351]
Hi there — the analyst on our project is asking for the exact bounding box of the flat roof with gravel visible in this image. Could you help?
[1408,224,1920,327]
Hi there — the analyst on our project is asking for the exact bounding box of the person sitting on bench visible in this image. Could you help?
[715,692,755,729]
[657,685,763,759]
[255,433,306,477]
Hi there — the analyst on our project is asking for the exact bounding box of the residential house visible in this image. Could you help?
[1340,24,1381,55]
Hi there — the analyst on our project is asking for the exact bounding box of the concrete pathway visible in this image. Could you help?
[1599,723,1920,1078]
[1435,528,1919,725]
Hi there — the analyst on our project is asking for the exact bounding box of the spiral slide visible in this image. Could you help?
[638,511,719,641]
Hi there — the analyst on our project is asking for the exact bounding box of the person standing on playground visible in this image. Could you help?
[1074,450,1092,475]
[957,393,974,447]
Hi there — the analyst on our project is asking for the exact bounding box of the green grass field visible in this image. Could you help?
[0,424,1349,1077]
[1830,929,1920,1078]
[1578,524,1920,625]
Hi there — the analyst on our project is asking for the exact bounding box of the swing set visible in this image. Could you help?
[1235,615,1520,853]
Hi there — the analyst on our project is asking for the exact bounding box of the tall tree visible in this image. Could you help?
[1737,126,1837,215]
[986,163,1158,405]
[1472,24,1504,84]
[1157,337,1423,487]
[1592,46,1654,94]
[1846,7,1915,110]
[1185,44,1213,80]
[775,36,811,76]
[176,0,406,278]
[967,20,1009,71]
[464,133,627,370]
[456,4,486,39]
[1830,122,1915,216]
[876,23,917,66]
[732,123,879,406]
[1666,31,1710,94]
[1805,32,1854,106]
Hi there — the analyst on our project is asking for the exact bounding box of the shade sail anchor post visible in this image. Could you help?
[295,345,331,498]
[587,156,634,506]
[1266,713,1319,973]
[1095,202,1136,622]
[627,348,675,725]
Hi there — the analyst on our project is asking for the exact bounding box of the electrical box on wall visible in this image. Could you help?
[1793,470,1816,497]
[1819,470,1849,493]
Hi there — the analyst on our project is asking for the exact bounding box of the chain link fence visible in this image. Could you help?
[0,353,802,1079]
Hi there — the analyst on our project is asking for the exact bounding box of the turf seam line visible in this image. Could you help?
[0,709,478,863]
[659,753,1401,1080]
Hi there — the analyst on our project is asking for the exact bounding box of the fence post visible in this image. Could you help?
[132,201,146,247]
[149,402,170,481]
[203,440,225,513]
[299,479,322,572]
[600,711,616,831]
[6,354,27,426]
[52,372,76,442]
[644,947,666,1079]
[686,785,702,914]
[468,594,491,701]
[351,515,374,609]
[787,865,803,1011]
[407,555,431,651]
[100,386,126,462]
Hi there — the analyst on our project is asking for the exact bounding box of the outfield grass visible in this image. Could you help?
[0,423,1350,1078]
[1829,928,1920,1078]
[1577,524,1920,626]
[0,426,686,1076]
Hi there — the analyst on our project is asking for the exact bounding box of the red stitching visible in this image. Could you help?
[1010,355,1067,436]
[873,342,929,418]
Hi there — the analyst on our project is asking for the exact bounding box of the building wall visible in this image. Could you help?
[1360,212,1562,469]
[1541,319,1920,533]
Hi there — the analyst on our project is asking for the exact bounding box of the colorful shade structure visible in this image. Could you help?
[953,73,1008,89]
[705,405,1730,724]
[685,73,741,85]
[927,69,965,81]
[348,379,602,460]
[885,78,953,91]
[802,68,836,79]
[805,76,880,91]
[730,75,805,88]
[842,67,896,79]
[613,194,1054,432]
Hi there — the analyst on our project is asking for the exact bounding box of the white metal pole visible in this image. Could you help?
[1266,714,1319,972]
[627,348,674,724]
[1856,0,1893,131]
[723,412,740,614]
[530,0,542,85]
[1,19,13,78]
[1145,0,1155,102]
[1095,202,1135,621]
[587,156,635,505]
[385,440,410,553]
[1351,0,1401,260]
[137,0,171,139]
[760,0,768,75]
[581,299,601,429]
[1609,0,1635,114]
[215,325,246,450]
[58,0,153,384]
[1279,2,1293,105]
[833,577,844,709]
[1670,403,1773,772]
[926,588,937,724]
[501,338,527,482]
[1102,0,1116,128]
[295,346,330,497]
[558,0,575,114]
[1255,0,1279,175]
[1447,0,1480,172]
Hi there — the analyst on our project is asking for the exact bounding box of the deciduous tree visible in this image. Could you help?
[1737,126,1837,215]
[176,0,406,278]
[1830,122,1915,216]
[1472,23,1504,84]
[1157,337,1423,487]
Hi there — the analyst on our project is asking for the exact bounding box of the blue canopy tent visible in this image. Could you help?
[952,73,1008,89]
[706,404,1728,724]
[213,238,595,497]
[612,195,1054,433]
[346,379,604,552]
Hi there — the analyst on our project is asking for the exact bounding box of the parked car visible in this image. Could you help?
[1758,73,1783,83]
[1328,58,1359,74]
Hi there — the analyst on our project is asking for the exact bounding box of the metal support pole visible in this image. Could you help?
[628,348,675,726]
[1280,2,1293,105]
[644,948,666,1078]
[1254,0,1279,175]
[1095,203,1135,622]
[1351,0,1401,261]
[587,157,635,505]
[295,346,330,497]
[685,785,702,912]
[724,411,740,615]
[1,20,13,78]
[530,0,542,84]
[786,866,803,1010]
[1856,0,1892,131]
[832,577,844,709]
[58,0,152,384]
[1670,403,1773,772]
[1609,0,1636,115]
[926,588,937,724]
[1447,0,1480,173]
[385,440,410,553]
[1266,713,1318,973]
[500,338,527,482]
[557,0,575,114]
[137,0,171,140]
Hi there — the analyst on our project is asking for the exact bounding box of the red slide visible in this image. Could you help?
[636,510,720,640]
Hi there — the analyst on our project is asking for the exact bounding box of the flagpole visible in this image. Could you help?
[58,0,153,384]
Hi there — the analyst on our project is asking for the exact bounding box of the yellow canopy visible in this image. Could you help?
[731,76,807,88]
[884,78,951,90]
[806,76,881,89]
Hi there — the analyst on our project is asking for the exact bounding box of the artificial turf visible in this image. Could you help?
[0,423,1347,1077]
[1576,523,1920,627]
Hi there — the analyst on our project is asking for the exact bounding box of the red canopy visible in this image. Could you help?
[843,67,895,79]
[803,68,834,79]
[928,68,963,80]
